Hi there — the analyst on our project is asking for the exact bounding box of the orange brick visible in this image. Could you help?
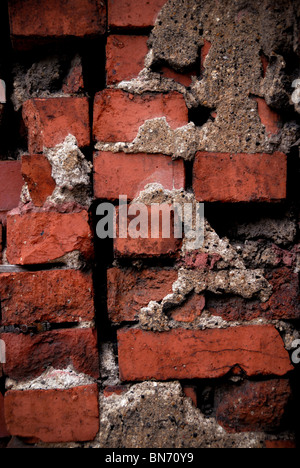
[193,152,287,202]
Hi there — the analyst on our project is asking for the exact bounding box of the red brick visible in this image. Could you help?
[265,440,296,449]
[9,0,106,49]
[5,385,99,443]
[207,268,300,321]
[0,393,10,438]
[183,252,221,270]
[94,151,185,201]
[0,269,94,325]
[2,328,99,380]
[254,97,281,136]
[93,89,189,143]
[0,161,23,219]
[193,152,287,202]
[183,386,198,407]
[106,35,149,85]
[215,380,291,433]
[22,97,90,153]
[108,0,167,28]
[0,224,2,264]
[62,56,84,94]
[114,205,182,258]
[107,267,178,322]
[171,294,205,323]
[6,209,93,265]
[117,326,293,381]
[160,67,196,87]
[103,386,128,398]
[22,154,55,207]
[260,53,269,78]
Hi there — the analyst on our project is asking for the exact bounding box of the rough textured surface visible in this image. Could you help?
[93,90,188,143]
[0,393,10,438]
[117,326,293,381]
[145,0,300,154]
[22,154,56,207]
[6,209,93,265]
[0,162,23,214]
[0,269,94,325]
[193,152,287,202]
[11,55,84,111]
[23,98,90,153]
[45,135,92,208]
[107,267,178,323]
[1,0,299,449]
[207,268,300,322]
[2,328,99,380]
[9,0,106,48]
[97,381,268,448]
[106,35,149,85]
[94,151,185,200]
[108,0,167,28]
[5,385,99,443]
[215,380,292,433]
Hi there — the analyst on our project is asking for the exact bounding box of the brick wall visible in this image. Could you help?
[0,0,299,449]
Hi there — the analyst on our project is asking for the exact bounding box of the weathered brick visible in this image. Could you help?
[117,326,293,381]
[159,67,196,87]
[6,210,93,265]
[5,385,99,443]
[254,97,281,136]
[0,393,10,438]
[170,294,205,323]
[106,35,149,85]
[193,152,287,202]
[108,0,167,28]
[0,161,23,222]
[2,328,99,380]
[114,205,182,258]
[265,440,296,449]
[93,89,188,143]
[0,269,94,325]
[22,154,55,207]
[0,224,2,264]
[207,268,300,321]
[62,55,84,94]
[215,380,291,433]
[107,267,178,322]
[103,386,128,398]
[183,385,198,407]
[22,97,90,153]
[9,0,106,49]
[93,151,185,201]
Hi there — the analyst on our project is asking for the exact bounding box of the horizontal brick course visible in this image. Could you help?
[0,269,94,325]
[6,210,93,265]
[93,89,189,143]
[108,0,167,29]
[114,205,182,258]
[2,328,99,380]
[215,380,291,433]
[9,0,106,49]
[93,151,185,200]
[5,385,99,443]
[117,326,293,381]
[193,152,287,202]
